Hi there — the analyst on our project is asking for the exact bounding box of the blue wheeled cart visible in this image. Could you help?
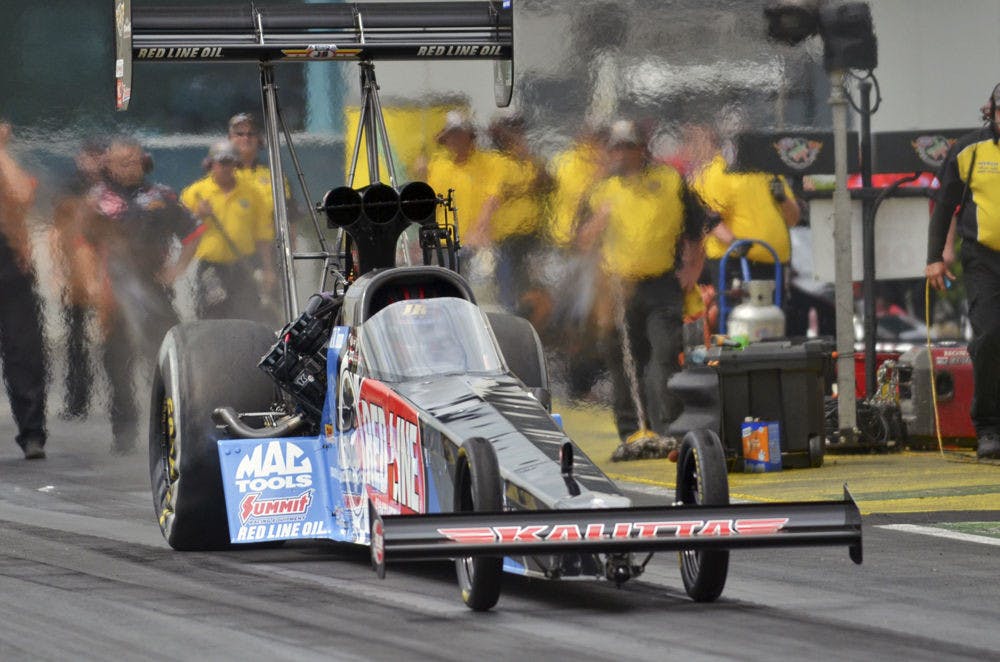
[716,239,783,335]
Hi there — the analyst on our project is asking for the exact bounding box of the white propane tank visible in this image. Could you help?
[727,280,785,342]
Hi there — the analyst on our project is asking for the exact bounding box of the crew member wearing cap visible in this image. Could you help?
[86,136,201,453]
[181,140,273,320]
[927,83,1000,460]
[423,111,505,256]
[227,113,287,212]
[578,120,707,458]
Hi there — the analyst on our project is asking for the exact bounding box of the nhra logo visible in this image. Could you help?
[773,137,823,170]
[234,441,313,493]
[239,490,313,524]
[437,517,790,544]
[911,135,955,168]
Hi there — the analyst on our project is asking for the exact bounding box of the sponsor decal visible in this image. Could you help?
[416,44,504,57]
[233,441,313,494]
[136,47,224,59]
[911,135,955,169]
[437,518,789,544]
[773,137,823,170]
[235,519,330,542]
[239,489,313,524]
[355,380,426,515]
[282,45,361,60]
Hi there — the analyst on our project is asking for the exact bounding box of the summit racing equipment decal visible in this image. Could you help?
[233,441,313,493]
[773,137,823,170]
[239,490,313,524]
[437,518,790,544]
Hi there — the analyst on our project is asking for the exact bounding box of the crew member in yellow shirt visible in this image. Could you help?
[479,115,551,312]
[181,140,274,320]
[693,152,800,289]
[578,120,707,455]
[423,111,503,273]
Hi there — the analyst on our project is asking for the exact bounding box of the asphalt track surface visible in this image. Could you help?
[1,410,999,661]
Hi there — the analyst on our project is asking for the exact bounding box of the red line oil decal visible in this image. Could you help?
[437,518,789,544]
[356,379,425,515]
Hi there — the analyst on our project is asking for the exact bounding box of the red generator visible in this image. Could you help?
[897,343,976,440]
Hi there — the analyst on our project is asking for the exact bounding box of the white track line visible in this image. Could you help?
[878,523,1000,547]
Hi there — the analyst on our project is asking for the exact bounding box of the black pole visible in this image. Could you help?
[859,80,877,401]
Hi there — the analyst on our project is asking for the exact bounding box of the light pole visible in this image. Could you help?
[829,69,857,438]
[765,0,877,441]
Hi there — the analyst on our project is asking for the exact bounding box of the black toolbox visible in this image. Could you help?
[669,339,832,470]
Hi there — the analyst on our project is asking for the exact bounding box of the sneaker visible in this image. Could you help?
[22,438,46,460]
[976,432,1000,460]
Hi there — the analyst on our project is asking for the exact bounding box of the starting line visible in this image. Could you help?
[877,523,1000,547]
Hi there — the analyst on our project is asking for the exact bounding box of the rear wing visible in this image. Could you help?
[115,0,514,110]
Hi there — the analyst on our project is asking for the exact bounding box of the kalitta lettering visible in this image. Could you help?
[234,441,313,493]
[438,518,790,544]
[239,490,313,524]
[136,47,223,59]
[416,45,504,57]
[235,519,330,542]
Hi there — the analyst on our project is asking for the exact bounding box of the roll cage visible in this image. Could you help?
[115,0,514,318]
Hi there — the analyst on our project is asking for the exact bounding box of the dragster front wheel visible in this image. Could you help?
[453,437,504,611]
[675,429,730,602]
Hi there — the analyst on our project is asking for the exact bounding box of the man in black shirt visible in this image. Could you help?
[85,137,202,453]
[0,121,47,460]
[927,83,1000,460]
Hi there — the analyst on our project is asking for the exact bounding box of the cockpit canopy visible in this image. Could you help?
[359,297,506,382]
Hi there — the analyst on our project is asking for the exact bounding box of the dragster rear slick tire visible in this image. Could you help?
[150,319,276,551]
[676,429,730,602]
[454,437,504,611]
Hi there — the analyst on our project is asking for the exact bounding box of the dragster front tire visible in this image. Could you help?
[676,429,730,602]
[454,437,504,611]
[149,320,276,551]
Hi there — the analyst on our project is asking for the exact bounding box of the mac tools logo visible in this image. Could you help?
[233,441,313,493]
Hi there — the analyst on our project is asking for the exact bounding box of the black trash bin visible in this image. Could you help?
[669,339,832,470]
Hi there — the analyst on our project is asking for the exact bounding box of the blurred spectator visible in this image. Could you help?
[181,140,273,320]
[0,121,47,459]
[694,150,799,330]
[49,138,107,419]
[577,120,706,448]
[481,114,552,314]
[86,136,200,453]
[422,110,503,271]
[695,151,799,285]
[543,124,609,399]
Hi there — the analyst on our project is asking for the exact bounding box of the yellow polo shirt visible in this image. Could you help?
[694,155,794,263]
[489,153,544,242]
[181,175,272,264]
[425,149,504,239]
[236,163,291,215]
[588,164,687,279]
[548,144,602,248]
